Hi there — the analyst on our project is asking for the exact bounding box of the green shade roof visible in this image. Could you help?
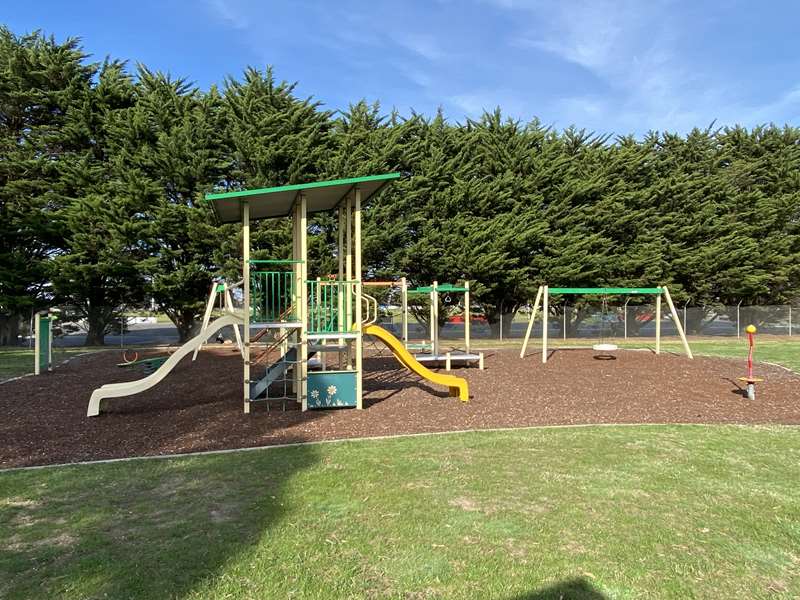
[205,173,402,223]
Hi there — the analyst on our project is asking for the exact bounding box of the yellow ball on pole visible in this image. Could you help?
[745,324,757,334]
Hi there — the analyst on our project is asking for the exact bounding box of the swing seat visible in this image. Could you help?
[593,343,618,352]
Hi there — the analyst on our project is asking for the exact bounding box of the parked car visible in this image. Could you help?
[447,314,488,324]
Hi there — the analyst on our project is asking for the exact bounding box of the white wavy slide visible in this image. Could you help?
[87,313,243,417]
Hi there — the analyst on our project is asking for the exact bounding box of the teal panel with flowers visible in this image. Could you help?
[307,371,357,408]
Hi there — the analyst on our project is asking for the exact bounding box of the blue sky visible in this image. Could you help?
[4,0,800,136]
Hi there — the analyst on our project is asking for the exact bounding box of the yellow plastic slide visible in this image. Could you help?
[363,324,469,402]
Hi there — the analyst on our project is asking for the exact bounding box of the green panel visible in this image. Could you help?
[38,317,50,369]
[549,287,662,295]
[305,280,359,334]
[307,371,357,408]
[251,271,296,322]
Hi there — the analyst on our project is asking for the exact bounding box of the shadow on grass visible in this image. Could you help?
[0,441,321,599]
[510,577,608,599]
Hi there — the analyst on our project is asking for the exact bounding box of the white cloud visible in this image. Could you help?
[391,33,446,62]
[204,0,248,31]
[513,1,630,73]
[448,89,529,121]
[749,85,800,124]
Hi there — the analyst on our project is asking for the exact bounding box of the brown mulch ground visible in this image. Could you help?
[1,346,799,469]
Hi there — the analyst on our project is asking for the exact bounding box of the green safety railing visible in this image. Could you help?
[307,280,358,334]
[251,271,297,322]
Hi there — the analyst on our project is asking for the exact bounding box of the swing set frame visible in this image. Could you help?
[519,286,693,363]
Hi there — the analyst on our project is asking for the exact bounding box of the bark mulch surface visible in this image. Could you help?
[2,346,799,468]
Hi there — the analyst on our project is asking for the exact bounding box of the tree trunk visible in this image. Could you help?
[566,308,589,337]
[0,313,22,346]
[167,309,198,343]
[485,304,518,338]
[84,306,107,346]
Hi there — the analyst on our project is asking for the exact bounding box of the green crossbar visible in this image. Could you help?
[548,287,662,295]
[410,284,468,293]
[249,259,304,264]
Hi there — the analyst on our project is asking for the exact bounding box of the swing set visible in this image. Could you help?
[519,286,693,363]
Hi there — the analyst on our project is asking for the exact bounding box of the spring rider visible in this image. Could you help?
[738,324,763,400]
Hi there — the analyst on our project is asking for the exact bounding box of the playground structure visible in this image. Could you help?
[87,174,469,416]
[363,278,484,370]
[87,314,243,416]
[739,324,763,400]
[34,310,56,375]
[520,286,693,362]
[407,281,484,370]
[363,278,409,344]
[194,278,245,360]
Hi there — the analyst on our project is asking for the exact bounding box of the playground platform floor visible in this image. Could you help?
[2,347,799,468]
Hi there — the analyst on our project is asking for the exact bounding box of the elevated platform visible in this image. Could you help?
[405,342,432,351]
[307,332,358,341]
[251,321,302,330]
[414,351,485,370]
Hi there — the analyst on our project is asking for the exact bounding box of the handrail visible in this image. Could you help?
[360,292,379,326]
[253,328,294,364]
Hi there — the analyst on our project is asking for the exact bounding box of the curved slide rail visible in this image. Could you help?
[87,314,244,417]
[363,324,469,402]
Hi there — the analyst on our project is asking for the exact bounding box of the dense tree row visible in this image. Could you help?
[1,28,798,344]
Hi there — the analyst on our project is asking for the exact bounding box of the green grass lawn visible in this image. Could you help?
[655,338,800,373]
[486,336,800,374]
[2,425,799,599]
[0,347,100,380]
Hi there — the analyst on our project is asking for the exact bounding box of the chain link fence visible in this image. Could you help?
[8,299,797,348]
[379,303,797,346]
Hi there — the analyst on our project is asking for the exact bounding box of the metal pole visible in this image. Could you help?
[542,286,549,364]
[623,298,630,339]
[499,303,503,342]
[789,305,792,336]
[683,299,690,334]
[737,300,742,338]
[563,302,567,340]
[655,293,661,355]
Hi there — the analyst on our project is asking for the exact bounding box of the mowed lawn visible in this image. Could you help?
[528,337,800,374]
[650,337,800,374]
[2,426,799,599]
[0,347,99,380]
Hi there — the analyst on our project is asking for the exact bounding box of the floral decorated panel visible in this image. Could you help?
[307,371,357,408]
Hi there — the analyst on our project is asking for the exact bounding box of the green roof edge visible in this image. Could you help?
[549,287,663,295]
[204,172,403,202]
